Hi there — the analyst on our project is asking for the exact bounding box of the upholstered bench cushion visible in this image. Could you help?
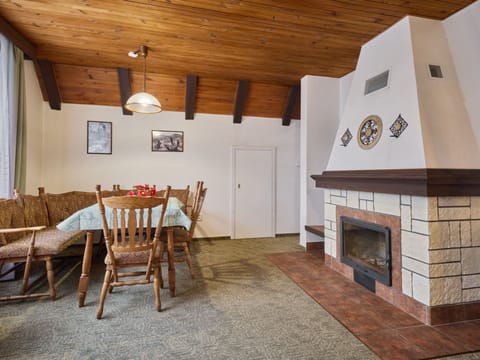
[20,194,50,227]
[0,199,27,244]
[0,227,85,259]
[44,191,97,225]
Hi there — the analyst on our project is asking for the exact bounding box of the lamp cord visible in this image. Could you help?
[143,52,147,92]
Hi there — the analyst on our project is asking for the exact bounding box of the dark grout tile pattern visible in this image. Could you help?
[268,250,480,360]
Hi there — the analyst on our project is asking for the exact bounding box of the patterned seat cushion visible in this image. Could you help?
[105,247,161,265]
[0,227,85,259]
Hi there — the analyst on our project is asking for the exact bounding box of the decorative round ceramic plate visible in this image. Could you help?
[357,115,382,149]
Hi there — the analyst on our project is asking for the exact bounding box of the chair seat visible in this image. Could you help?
[104,248,161,266]
[0,227,85,259]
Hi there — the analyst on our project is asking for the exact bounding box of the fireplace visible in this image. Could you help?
[312,169,480,325]
[340,216,392,292]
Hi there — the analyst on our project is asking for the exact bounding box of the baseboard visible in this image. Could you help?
[194,233,300,241]
[193,236,231,241]
[275,233,300,237]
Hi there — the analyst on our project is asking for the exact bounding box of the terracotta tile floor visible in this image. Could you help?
[268,250,480,360]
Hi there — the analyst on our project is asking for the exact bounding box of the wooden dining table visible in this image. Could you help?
[56,197,191,307]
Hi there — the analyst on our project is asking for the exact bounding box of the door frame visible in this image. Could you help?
[231,146,276,239]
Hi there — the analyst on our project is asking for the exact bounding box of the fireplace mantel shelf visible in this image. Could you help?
[312,168,480,196]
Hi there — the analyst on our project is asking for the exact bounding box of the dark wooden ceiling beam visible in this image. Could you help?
[117,67,132,116]
[37,59,61,110]
[233,80,249,124]
[282,85,300,126]
[0,15,36,58]
[0,15,63,111]
[185,74,198,120]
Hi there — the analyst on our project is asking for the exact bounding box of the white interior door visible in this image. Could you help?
[232,147,275,239]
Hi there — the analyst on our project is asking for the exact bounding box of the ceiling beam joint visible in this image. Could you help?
[38,59,61,110]
[117,67,132,116]
[282,85,300,126]
[233,80,249,124]
[185,74,198,120]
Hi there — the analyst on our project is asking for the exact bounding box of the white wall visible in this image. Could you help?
[24,61,300,238]
[299,75,340,246]
[411,17,480,168]
[444,0,480,147]
[339,72,354,119]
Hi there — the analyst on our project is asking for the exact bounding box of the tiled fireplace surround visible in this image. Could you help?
[313,169,480,325]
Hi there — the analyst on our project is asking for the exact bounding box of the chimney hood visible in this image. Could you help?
[326,16,480,172]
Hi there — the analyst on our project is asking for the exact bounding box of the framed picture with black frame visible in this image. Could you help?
[87,121,112,154]
[151,130,184,152]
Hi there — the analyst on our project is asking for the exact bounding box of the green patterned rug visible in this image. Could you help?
[2,236,377,359]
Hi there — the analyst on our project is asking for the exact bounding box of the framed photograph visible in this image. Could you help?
[152,130,184,152]
[87,121,112,154]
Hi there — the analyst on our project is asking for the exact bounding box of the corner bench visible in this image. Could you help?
[0,187,118,301]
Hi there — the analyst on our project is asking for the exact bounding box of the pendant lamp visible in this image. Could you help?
[124,45,162,114]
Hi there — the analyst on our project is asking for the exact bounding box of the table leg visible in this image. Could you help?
[78,230,94,307]
[167,227,176,297]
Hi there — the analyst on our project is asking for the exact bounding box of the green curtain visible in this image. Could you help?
[13,46,26,193]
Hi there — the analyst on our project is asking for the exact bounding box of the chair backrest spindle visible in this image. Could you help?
[189,182,207,238]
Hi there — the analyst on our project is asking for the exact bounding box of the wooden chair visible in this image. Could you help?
[159,181,207,278]
[189,181,204,217]
[95,185,170,319]
[112,184,131,196]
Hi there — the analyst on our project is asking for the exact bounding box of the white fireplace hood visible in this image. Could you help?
[326,16,480,171]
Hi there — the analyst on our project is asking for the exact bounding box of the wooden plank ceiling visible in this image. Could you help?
[0,0,475,122]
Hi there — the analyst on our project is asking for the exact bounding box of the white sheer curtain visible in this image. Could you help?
[0,34,16,199]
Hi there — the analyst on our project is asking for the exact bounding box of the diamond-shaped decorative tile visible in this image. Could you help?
[341,128,352,146]
[390,114,408,138]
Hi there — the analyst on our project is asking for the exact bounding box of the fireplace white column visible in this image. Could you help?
[299,75,341,247]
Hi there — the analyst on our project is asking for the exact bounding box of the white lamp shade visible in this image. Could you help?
[124,92,162,114]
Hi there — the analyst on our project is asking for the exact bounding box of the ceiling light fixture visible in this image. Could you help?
[128,50,139,58]
[124,45,162,114]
